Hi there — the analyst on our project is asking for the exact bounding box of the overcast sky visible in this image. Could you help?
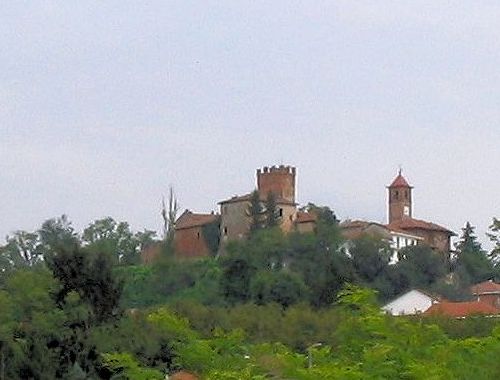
[1,1,498,248]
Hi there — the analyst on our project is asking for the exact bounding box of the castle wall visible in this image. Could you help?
[220,201,251,243]
[174,226,213,258]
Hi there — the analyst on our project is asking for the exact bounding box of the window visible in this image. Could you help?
[223,227,228,236]
[197,232,200,239]
[393,190,399,201]
[279,208,283,217]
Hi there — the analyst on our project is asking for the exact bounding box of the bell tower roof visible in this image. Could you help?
[388,169,412,188]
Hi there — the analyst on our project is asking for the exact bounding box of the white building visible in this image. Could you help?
[382,289,440,316]
[387,229,424,264]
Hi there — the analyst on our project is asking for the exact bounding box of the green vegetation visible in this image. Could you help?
[0,214,500,378]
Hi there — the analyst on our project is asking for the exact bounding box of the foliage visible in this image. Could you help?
[248,190,264,235]
[201,220,221,256]
[3,214,500,378]
[454,222,494,288]
[264,192,280,228]
[487,217,500,263]
[101,352,163,379]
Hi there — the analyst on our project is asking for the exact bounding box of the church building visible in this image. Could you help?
[386,170,454,253]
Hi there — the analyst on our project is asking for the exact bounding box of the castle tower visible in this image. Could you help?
[256,165,296,203]
[387,169,412,224]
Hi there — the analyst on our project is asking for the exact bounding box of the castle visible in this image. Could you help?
[170,166,454,260]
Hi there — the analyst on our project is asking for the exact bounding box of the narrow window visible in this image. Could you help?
[223,227,228,236]
[279,208,283,217]
[197,231,200,239]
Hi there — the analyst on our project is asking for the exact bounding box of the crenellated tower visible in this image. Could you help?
[256,165,296,203]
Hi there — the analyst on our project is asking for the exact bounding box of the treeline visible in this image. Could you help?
[120,213,500,310]
[1,213,500,378]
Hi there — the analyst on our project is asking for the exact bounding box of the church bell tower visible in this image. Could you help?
[387,169,413,224]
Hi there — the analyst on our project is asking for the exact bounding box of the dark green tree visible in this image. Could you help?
[202,220,221,256]
[38,215,79,255]
[349,235,391,283]
[264,192,280,228]
[455,222,494,286]
[247,190,264,235]
[47,246,123,324]
[395,245,447,291]
[250,270,307,308]
[487,217,500,263]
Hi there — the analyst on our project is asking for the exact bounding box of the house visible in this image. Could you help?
[470,280,500,308]
[382,289,440,316]
[295,211,317,233]
[174,210,220,258]
[340,220,423,264]
[424,300,499,318]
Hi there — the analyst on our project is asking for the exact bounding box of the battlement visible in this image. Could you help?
[257,165,296,175]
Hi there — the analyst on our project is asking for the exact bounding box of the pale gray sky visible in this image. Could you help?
[1,1,498,248]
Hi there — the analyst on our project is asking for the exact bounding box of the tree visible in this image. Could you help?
[264,192,279,228]
[162,186,179,245]
[349,235,391,283]
[47,245,123,324]
[220,249,257,304]
[250,270,307,308]
[455,222,494,286]
[487,218,500,263]
[202,220,221,256]
[247,190,264,235]
[82,217,139,264]
[456,222,482,254]
[38,215,79,255]
[395,245,447,291]
[1,230,41,268]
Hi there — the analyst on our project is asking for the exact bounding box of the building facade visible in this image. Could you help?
[386,171,454,253]
[174,210,220,258]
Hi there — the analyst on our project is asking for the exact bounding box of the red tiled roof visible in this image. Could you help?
[424,301,499,318]
[470,280,500,295]
[389,173,411,188]
[175,210,219,230]
[218,192,296,205]
[340,220,370,229]
[387,218,454,235]
[170,371,199,380]
[295,211,317,223]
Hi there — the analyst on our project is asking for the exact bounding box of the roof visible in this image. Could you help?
[424,301,499,318]
[218,192,296,205]
[175,210,219,230]
[340,220,387,229]
[170,371,199,380]
[387,217,454,235]
[295,211,317,223]
[383,288,441,308]
[470,280,500,295]
[389,172,412,188]
[340,220,392,240]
